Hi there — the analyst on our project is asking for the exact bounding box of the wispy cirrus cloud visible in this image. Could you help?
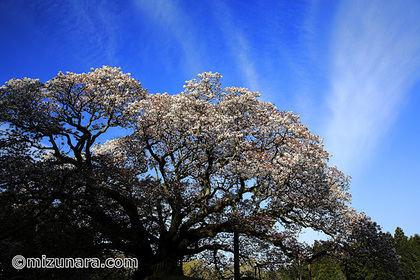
[324,0,420,172]
[133,0,203,76]
[210,1,260,91]
[62,0,122,66]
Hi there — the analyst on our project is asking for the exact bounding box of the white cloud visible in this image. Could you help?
[324,0,420,173]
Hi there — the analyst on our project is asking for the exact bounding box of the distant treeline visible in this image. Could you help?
[183,227,420,280]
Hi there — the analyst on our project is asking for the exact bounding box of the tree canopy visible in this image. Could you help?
[0,66,399,279]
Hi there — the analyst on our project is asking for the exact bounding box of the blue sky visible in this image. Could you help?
[1,0,419,239]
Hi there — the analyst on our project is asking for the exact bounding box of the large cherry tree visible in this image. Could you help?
[1,67,367,279]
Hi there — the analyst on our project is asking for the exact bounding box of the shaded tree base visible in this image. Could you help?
[142,275,197,280]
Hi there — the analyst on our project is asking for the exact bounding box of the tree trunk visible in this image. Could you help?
[133,257,181,280]
[234,230,240,280]
[308,263,311,280]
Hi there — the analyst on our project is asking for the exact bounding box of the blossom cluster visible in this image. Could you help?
[97,71,353,241]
